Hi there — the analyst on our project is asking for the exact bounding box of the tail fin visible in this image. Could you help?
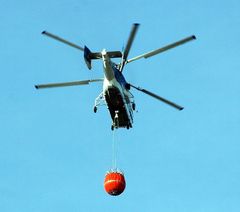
[83,46,102,70]
[84,46,93,70]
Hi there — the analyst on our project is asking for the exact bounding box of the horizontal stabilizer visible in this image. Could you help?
[89,51,122,59]
[89,52,102,59]
[84,46,122,69]
[105,51,122,58]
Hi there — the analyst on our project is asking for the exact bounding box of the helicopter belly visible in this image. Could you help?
[104,86,132,128]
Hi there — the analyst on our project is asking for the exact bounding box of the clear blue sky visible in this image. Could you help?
[1,0,240,211]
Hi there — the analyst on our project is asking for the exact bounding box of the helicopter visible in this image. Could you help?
[35,23,196,130]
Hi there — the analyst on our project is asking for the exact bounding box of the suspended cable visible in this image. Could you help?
[111,111,120,170]
[112,129,117,170]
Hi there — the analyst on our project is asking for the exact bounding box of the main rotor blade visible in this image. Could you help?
[123,23,140,61]
[35,79,103,89]
[120,23,140,72]
[130,84,184,110]
[127,35,196,64]
[42,31,84,51]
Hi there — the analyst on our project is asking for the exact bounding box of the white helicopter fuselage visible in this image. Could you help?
[102,49,134,129]
[36,26,195,130]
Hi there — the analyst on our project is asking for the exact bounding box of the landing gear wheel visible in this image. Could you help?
[111,125,114,131]
[94,106,97,113]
